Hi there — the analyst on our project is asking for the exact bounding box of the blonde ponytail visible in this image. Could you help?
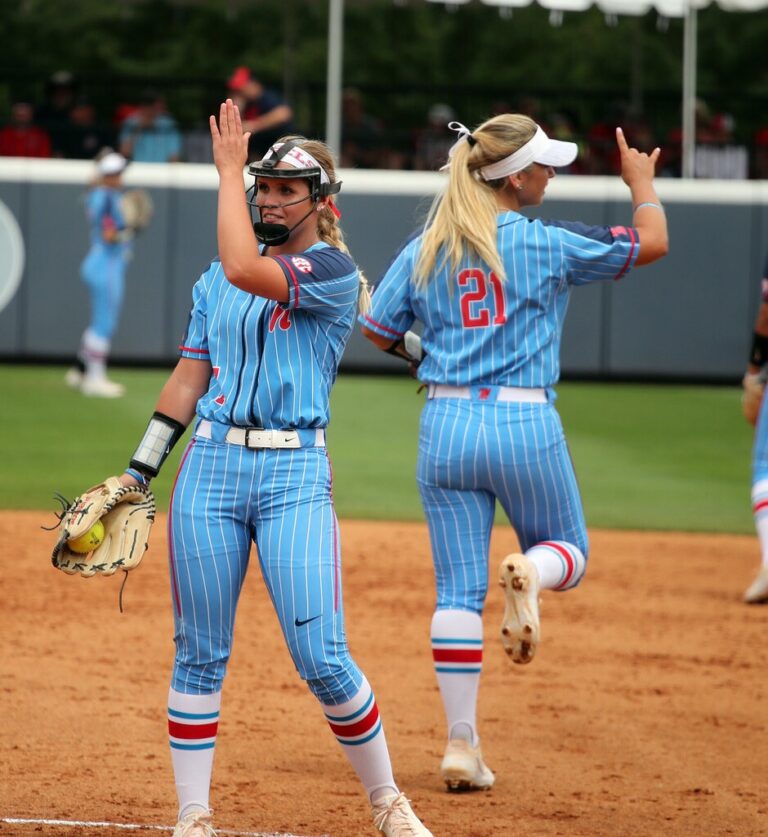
[284,136,370,315]
[413,114,538,288]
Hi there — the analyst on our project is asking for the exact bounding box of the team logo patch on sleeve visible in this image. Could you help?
[291,256,313,274]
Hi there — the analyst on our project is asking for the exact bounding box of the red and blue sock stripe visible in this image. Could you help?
[431,637,483,674]
[325,690,382,746]
[168,706,219,751]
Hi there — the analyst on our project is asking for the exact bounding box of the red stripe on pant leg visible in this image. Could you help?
[432,649,483,663]
[328,704,379,738]
[541,541,576,588]
[754,499,768,513]
[168,720,219,739]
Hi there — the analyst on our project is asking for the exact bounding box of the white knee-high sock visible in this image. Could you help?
[322,677,397,804]
[81,328,110,380]
[752,479,768,568]
[525,540,587,590]
[431,608,483,746]
[168,687,221,819]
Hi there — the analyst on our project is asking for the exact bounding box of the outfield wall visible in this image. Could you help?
[1,157,767,380]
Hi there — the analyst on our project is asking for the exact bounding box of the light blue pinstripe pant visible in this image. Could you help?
[80,246,127,341]
[416,397,588,614]
[168,435,363,704]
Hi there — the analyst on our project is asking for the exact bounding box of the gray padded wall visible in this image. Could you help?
[1,159,767,381]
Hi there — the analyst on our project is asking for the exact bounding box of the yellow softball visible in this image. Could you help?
[68,520,105,554]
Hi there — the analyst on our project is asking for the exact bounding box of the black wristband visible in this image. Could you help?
[129,411,186,478]
[384,339,407,360]
[750,332,768,367]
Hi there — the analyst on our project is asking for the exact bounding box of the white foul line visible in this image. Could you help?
[0,817,328,837]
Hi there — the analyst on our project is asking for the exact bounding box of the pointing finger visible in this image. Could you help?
[615,126,629,155]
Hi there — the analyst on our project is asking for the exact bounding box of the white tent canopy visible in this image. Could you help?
[325,0,768,177]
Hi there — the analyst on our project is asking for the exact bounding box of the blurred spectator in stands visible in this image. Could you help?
[753,127,768,180]
[37,70,78,157]
[118,89,182,163]
[547,111,585,174]
[694,110,748,179]
[0,101,52,158]
[340,87,385,168]
[227,66,294,161]
[664,100,747,179]
[585,100,628,175]
[412,103,457,171]
[59,95,115,160]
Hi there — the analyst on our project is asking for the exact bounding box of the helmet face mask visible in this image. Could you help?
[246,140,341,246]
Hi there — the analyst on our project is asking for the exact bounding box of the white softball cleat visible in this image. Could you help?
[499,553,540,664]
[172,808,217,837]
[440,738,495,792]
[371,792,433,836]
[743,566,768,604]
[80,376,126,398]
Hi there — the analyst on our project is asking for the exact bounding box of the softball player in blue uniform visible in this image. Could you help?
[361,113,669,792]
[66,151,131,398]
[742,249,768,604]
[115,101,432,837]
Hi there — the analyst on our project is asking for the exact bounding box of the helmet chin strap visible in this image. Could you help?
[252,194,317,246]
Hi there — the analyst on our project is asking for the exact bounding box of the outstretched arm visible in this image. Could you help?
[616,127,669,266]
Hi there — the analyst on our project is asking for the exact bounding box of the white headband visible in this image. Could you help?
[261,143,330,185]
[479,126,578,180]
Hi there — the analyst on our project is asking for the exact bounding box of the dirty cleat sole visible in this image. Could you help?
[499,553,540,664]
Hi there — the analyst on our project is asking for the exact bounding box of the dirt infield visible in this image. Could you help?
[2,511,767,837]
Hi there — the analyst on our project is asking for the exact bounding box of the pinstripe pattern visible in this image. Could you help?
[361,213,637,609]
[168,435,362,703]
[167,241,363,705]
[361,212,638,388]
[417,397,588,610]
[180,243,359,429]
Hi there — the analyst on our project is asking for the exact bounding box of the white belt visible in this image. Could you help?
[196,419,325,449]
[427,384,547,403]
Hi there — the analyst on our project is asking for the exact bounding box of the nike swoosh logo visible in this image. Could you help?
[294,615,321,627]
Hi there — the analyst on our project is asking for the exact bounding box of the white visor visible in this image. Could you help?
[479,126,577,181]
[260,143,330,185]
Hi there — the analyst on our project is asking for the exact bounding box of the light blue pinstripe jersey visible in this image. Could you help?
[180,242,359,429]
[84,187,131,255]
[361,211,639,387]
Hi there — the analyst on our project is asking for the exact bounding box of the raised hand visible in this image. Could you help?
[209,98,251,177]
[615,126,660,187]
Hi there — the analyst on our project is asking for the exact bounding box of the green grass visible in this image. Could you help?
[1,365,754,534]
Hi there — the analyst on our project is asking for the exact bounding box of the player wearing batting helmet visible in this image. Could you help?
[111,100,433,837]
[361,112,668,793]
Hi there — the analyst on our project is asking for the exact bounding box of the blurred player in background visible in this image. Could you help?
[361,112,668,792]
[66,150,131,398]
[742,248,768,604]
[114,100,432,837]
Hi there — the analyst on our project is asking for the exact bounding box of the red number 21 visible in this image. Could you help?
[458,269,507,328]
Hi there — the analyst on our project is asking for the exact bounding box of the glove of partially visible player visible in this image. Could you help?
[51,476,155,577]
[742,371,767,426]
